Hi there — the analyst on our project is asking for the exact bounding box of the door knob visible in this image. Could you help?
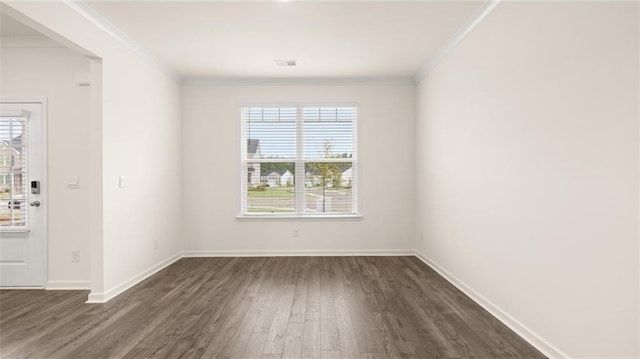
[29,201,40,207]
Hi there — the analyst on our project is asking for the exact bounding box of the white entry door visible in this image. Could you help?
[0,101,46,287]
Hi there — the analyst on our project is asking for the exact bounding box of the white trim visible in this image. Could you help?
[46,280,90,290]
[236,214,362,221]
[238,157,354,164]
[0,228,30,233]
[61,246,570,359]
[85,250,413,303]
[637,4,640,354]
[0,98,48,288]
[61,0,181,83]
[637,2,640,354]
[86,252,182,303]
[239,100,359,107]
[354,106,362,216]
[40,99,48,288]
[239,103,360,218]
[414,251,570,359]
[0,97,47,104]
[237,105,245,216]
[414,0,502,82]
[184,77,415,87]
[86,292,104,303]
[183,249,414,257]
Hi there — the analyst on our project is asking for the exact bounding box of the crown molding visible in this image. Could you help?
[56,0,499,86]
[61,0,182,83]
[183,76,415,86]
[414,0,502,83]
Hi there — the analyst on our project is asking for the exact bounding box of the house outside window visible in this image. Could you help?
[240,105,358,217]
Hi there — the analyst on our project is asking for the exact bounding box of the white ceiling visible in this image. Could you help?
[86,1,483,79]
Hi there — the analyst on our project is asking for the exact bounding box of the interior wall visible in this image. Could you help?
[101,54,182,295]
[182,84,415,254]
[0,45,91,288]
[3,1,183,300]
[416,2,639,357]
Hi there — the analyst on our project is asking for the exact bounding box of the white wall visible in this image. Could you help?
[182,84,415,254]
[3,1,183,301]
[0,45,91,288]
[101,54,182,294]
[416,2,638,357]
[5,4,639,356]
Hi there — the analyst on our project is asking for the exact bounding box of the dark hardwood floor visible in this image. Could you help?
[0,257,545,359]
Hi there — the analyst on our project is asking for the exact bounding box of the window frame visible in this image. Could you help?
[0,113,30,231]
[237,102,361,219]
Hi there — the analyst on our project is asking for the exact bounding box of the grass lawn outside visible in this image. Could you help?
[247,187,294,199]
[247,186,351,199]
[246,185,353,214]
[247,207,294,213]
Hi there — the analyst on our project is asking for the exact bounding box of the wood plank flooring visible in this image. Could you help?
[0,257,545,359]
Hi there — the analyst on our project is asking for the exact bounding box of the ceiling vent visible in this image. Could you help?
[275,59,297,67]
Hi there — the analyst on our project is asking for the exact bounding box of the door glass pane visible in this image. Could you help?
[0,117,27,228]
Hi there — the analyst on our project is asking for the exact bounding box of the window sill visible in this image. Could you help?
[236,214,363,221]
[0,228,30,233]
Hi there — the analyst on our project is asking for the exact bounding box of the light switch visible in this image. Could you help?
[118,176,126,189]
[67,176,79,189]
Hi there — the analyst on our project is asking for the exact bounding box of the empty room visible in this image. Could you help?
[0,0,638,358]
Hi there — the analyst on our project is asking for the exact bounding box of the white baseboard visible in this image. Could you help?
[80,246,564,359]
[85,249,412,303]
[86,252,182,304]
[414,251,569,359]
[86,292,104,303]
[182,249,415,257]
[46,280,90,290]
[74,248,568,359]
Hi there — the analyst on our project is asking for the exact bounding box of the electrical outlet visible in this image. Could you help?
[154,240,159,250]
[293,228,300,238]
[71,251,80,263]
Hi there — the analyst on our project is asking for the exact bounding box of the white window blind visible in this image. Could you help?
[0,116,28,229]
[240,105,358,216]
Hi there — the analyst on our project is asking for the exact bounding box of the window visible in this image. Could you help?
[0,116,28,229]
[240,105,358,217]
